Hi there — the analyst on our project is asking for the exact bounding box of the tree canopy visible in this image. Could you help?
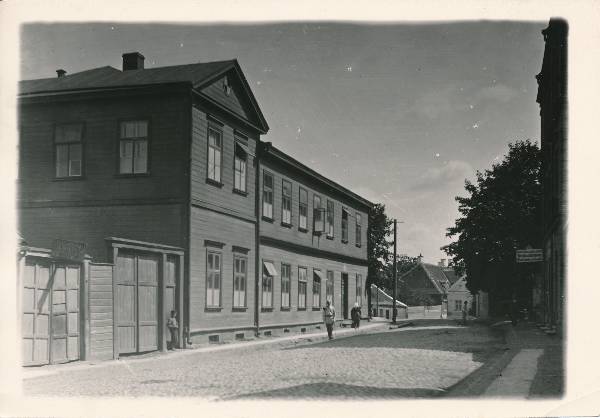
[366,203,393,296]
[442,140,542,308]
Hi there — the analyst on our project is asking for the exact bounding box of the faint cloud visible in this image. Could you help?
[476,83,518,103]
[411,160,474,191]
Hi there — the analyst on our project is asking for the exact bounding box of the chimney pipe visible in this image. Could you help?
[122,52,145,71]
[56,69,67,78]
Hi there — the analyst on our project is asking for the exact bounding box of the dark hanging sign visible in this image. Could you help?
[51,239,86,262]
[516,249,543,263]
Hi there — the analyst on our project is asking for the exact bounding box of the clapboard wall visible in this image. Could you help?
[88,263,114,360]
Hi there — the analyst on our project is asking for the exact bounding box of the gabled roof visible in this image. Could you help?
[442,267,460,285]
[19,59,269,133]
[370,284,407,308]
[448,276,469,293]
[400,262,451,294]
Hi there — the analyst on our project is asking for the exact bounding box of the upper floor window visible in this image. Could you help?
[326,200,334,238]
[207,123,222,183]
[55,123,83,178]
[119,120,148,174]
[342,208,349,243]
[282,180,292,226]
[313,195,324,233]
[355,213,362,247]
[262,171,274,220]
[299,187,308,231]
[234,141,247,193]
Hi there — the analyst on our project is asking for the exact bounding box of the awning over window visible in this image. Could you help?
[263,261,278,276]
[235,140,255,158]
[313,269,324,280]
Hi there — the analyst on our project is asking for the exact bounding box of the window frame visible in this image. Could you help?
[313,194,324,233]
[326,270,334,303]
[54,122,84,179]
[262,170,274,221]
[298,266,307,310]
[117,119,150,176]
[205,250,222,309]
[281,179,292,227]
[341,208,349,244]
[281,263,291,310]
[233,139,248,194]
[299,187,308,232]
[326,200,335,239]
[206,120,224,185]
[312,269,322,310]
[232,255,247,309]
[356,273,362,306]
[355,213,362,248]
[261,259,274,310]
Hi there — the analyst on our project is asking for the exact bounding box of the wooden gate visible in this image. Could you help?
[22,258,80,365]
[116,252,159,354]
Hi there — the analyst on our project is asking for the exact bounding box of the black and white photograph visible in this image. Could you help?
[1,1,599,417]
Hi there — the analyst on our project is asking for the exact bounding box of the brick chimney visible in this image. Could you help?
[438,258,447,267]
[122,52,145,71]
[56,69,67,78]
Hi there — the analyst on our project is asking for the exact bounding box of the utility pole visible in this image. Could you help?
[392,219,397,324]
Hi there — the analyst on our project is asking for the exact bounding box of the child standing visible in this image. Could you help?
[167,310,179,350]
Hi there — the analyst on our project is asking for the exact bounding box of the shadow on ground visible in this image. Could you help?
[287,323,506,364]
[223,382,444,400]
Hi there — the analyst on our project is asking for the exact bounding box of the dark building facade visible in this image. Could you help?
[536,19,567,333]
[17,52,371,363]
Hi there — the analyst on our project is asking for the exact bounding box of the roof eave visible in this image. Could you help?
[263,144,374,209]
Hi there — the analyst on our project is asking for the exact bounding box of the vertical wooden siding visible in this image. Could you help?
[88,263,114,361]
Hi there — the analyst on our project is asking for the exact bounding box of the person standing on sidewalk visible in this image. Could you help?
[351,302,361,330]
[167,310,179,350]
[323,300,336,340]
[462,301,468,326]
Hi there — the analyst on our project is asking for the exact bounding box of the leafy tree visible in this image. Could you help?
[381,254,420,297]
[442,140,542,314]
[366,203,393,311]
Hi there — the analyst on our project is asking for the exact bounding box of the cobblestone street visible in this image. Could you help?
[23,322,508,400]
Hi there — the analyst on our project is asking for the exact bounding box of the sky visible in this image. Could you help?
[20,21,547,263]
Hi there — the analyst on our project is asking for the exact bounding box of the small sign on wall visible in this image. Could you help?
[52,239,86,262]
[516,248,543,263]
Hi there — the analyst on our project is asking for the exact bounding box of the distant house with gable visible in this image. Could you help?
[399,258,451,306]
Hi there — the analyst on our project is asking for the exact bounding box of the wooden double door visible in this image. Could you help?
[22,258,80,365]
[116,251,178,354]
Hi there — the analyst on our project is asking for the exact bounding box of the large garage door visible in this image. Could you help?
[116,252,159,354]
[22,259,80,366]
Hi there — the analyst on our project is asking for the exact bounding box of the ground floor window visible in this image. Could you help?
[233,256,247,308]
[355,274,362,306]
[455,300,462,311]
[281,263,291,308]
[298,267,307,309]
[206,251,222,307]
[326,270,334,303]
[313,269,322,308]
[262,261,276,309]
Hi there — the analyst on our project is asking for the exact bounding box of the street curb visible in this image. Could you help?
[22,322,389,379]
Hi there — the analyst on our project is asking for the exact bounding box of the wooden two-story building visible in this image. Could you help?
[18,52,371,363]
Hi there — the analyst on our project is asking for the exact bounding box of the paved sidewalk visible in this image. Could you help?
[446,319,564,398]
